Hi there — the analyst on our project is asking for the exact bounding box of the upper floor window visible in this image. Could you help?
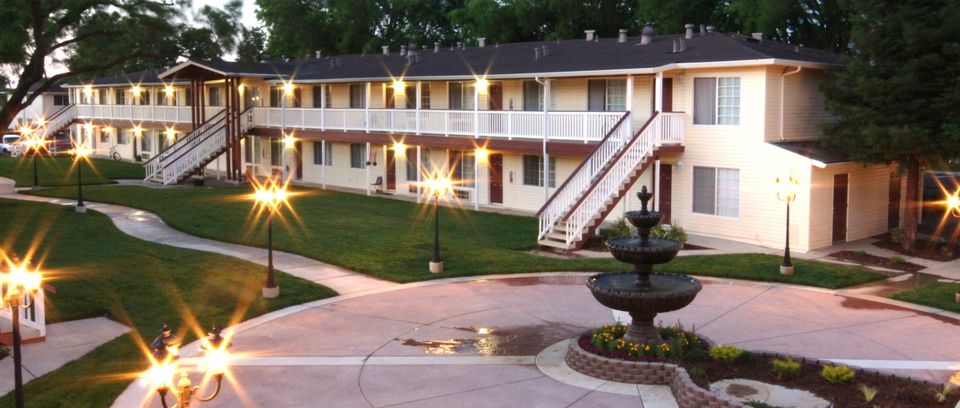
[349,84,365,109]
[447,82,475,110]
[420,83,431,109]
[53,95,69,106]
[269,86,281,107]
[184,88,192,107]
[312,141,332,166]
[587,79,626,112]
[350,143,366,168]
[693,166,740,217]
[160,90,176,106]
[209,87,222,107]
[523,80,543,111]
[522,155,556,188]
[98,89,107,105]
[404,85,416,109]
[291,87,302,108]
[312,86,324,108]
[694,77,740,125]
[137,90,150,105]
[115,89,126,105]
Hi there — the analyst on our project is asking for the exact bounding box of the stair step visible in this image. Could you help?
[538,239,575,250]
[545,232,567,241]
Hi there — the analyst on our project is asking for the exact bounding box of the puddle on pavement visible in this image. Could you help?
[845,272,945,298]
[483,275,587,287]
[396,323,587,356]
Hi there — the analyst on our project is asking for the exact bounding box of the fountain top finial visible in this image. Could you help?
[637,186,653,215]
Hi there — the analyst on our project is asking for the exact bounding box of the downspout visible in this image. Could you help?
[535,76,549,202]
[780,66,802,140]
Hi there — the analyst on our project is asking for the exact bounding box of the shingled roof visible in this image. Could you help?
[67,69,190,87]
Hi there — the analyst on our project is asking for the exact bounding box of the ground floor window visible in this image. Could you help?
[406,147,418,181]
[522,155,556,188]
[270,138,281,166]
[245,137,260,164]
[100,131,110,144]
[141,132,153,152]
[350,143,366,169]
[313,141,331,166]
[451,150,475,187]
[117,129,129,145]
[693,166,740,217]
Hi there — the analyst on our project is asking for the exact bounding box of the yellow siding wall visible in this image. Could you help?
[808,163,894,249]
[764,67,832,141]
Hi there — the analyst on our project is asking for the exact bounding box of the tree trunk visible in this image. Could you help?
[903,157,921,251]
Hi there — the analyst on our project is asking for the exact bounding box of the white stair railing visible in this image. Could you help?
[143,110,227,181]
[560,112,685,245]
[157,108,251,185]
[0,286,45,339]
[536,112,633,240]
[43,104,77,134]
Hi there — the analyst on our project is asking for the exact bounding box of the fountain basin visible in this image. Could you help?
[587,272,702,314]
[606,236,682,265]
[623,209,662,230]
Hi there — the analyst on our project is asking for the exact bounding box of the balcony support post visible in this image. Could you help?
[473,82,480,138]
[321,140,326,188]
[365,82,371,133]
[416,145,422,203]
[655,72,663,113]
[542,78,551,202]
[320,84,326,130]
[626,75,634,135]
[654,159,661,212]
[416,81,422,135]
[365,142,372,196]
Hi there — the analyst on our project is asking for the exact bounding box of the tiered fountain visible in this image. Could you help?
[586,186,702,343]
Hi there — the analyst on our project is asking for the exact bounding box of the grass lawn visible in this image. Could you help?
[28,185,885,288]
[0,155,143,187]
[891,283,960,314]
[0,198,335,407]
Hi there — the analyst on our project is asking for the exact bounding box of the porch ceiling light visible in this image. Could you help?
[392,142,406,156]
[164,85,174,97]
[392,80,406,93]
[282,133,296,149]
[131,85,142,96]
[83,122,94,132]
[475,78,489,94]
[282,82,295,96]
[133,125,143,137]
[165,127,176,141]
[475,148,489,163]
[83,85,93,96]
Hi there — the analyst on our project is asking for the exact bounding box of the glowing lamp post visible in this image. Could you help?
[281,82,295,181]
[424,173,453,273]
[946,188,960,219]
[72,143,92,213]
[145,324,232,408]
[775,176,800,275]
[251,180,289,298]
[1,260,43,408]
[21,130,47,190]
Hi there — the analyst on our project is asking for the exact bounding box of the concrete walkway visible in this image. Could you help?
[112,273,960,408]
[0,317,130,396]
[0,186,397,295]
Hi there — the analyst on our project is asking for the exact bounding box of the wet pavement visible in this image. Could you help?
[113,273,960,408]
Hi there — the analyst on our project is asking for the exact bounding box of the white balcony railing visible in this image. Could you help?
[252,107,626,142]
[75,104,211,124]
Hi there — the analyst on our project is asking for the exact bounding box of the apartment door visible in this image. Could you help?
[489,154,503,204]
[489,83,503,111]
[294,141,303,180]
[385,87,395,109]
[662,78,673,112]
[888,172,902,229]
[386,148,396,191]
[833,174,849,242]
[658,164,673,223]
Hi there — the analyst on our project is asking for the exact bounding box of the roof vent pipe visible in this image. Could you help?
[382,46,389,55]
[400,45,407,56]
[672,39,679,53]
[618,29,629,43]
[706,25,716,33]
[434,42,440,53]
[282,55,289,62]
[700,24,706,35]
[685,24,695,39]
[585,30,596,41]
[533,47,541,60]
[640,26,654,45]
[541,45,549,57]
[456,41,463,49]
[478,37,486,47]
[315,50,322,59]
[751,32,763,41]
[679,38,687,52]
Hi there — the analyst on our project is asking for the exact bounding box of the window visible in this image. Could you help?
[324,85,332,108]
[209,87,221,107]
[138,90,150,105]
[245,137,260,164]
[312,141,332,165]
[100,131,110,143]
[270,137,281,166]
[291,87,301,108]
[587,79,626,111]
[405,85,416,109]
[141,131,153,152]
[117,129,128,145]
[115,89,126,105]
[450,151,475,187]
[350,143,366,168]
[406,147,418,181]
[242,86,259,108]
[269,86,281,107]
[420,83,431,109]
[447,82,475,110]
[54,95,69,106]
[522,155,556,187]
[312,86,323,108]
[159,90,176,106]
[523,81,543,111]
[98,89,107,105]
[694,77,740,125]
[693,167,740,217]
[349,84,365,108]
[184,88,192,107]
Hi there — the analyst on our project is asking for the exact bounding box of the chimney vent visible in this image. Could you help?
[618,29,629,43]
[706,25,716,33]
[542,45,549,57]
[434,42,440,53]
[700,24,706,35]
[534,47,541,60]
[584,30,596,41]
[672,39,679,53]
[457,41,464,49]
[382,46,389,56]
[685,24,695,39]
[679,38,687,52]
[640,26,654,45]
[478,37,486,48]
[751,32,763,41]
[400,45,407,57]
[315,50,322,59]
[282,55,289,62]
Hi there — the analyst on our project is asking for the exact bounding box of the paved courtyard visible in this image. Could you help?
[114,273,960,408]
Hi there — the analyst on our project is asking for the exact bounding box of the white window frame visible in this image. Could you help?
[692,166,740,218]
[693,76,741,126]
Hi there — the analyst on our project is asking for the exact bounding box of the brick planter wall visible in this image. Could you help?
[564,339,745,408]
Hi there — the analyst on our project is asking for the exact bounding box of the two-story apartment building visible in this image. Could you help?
[55,26,902,253]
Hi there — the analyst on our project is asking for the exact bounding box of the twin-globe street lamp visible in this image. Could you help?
[1,260,43,408]
[144,324,232,408]
[71,143,93,213]
[19,125,48,190]
[423,172,454,273]
[775,176,800,276]
[251,180,290,298]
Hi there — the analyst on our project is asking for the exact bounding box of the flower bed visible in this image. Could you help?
[569,324,959,408]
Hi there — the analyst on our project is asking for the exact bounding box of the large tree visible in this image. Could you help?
[821,0,960,249]
[0,0,184,130]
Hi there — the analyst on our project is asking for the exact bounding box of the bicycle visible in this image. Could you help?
[109,145,122,160]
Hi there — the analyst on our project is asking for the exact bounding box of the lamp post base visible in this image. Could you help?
[75,205,87,213]
[780,265,794,276]
[429,261,444,274]
[31,185,41,191]
[262,286,279,298]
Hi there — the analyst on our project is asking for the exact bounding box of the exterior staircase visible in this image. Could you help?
[143,107,251,185]
[0,288,46,345]
[537,112,684,251]
[43,104,78,135]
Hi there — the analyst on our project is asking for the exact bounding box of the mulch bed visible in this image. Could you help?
[872,234,960,262]
[829,250,926,272]
[577,333,958,408]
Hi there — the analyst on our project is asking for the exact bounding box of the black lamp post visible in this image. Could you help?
[252,181,289,298]
[146,324,231,408]
[776,176,799,275]
[73,144,91,213]
[427,174,451,273]
[2,261,43,408]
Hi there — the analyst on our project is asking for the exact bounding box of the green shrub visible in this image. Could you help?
[709,345,744,363]
[689,366,707,380]
[890,228,906,244]
[771,357,801,379]
[601,218,631,239]
[855,250,869,257]
[858,384,878,403]
[889,256,906,265]
[652,223,688,244]
[821,364,855,384]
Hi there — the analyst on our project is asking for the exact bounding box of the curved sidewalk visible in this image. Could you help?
[115,273,960,408]
[0,185,396,295]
